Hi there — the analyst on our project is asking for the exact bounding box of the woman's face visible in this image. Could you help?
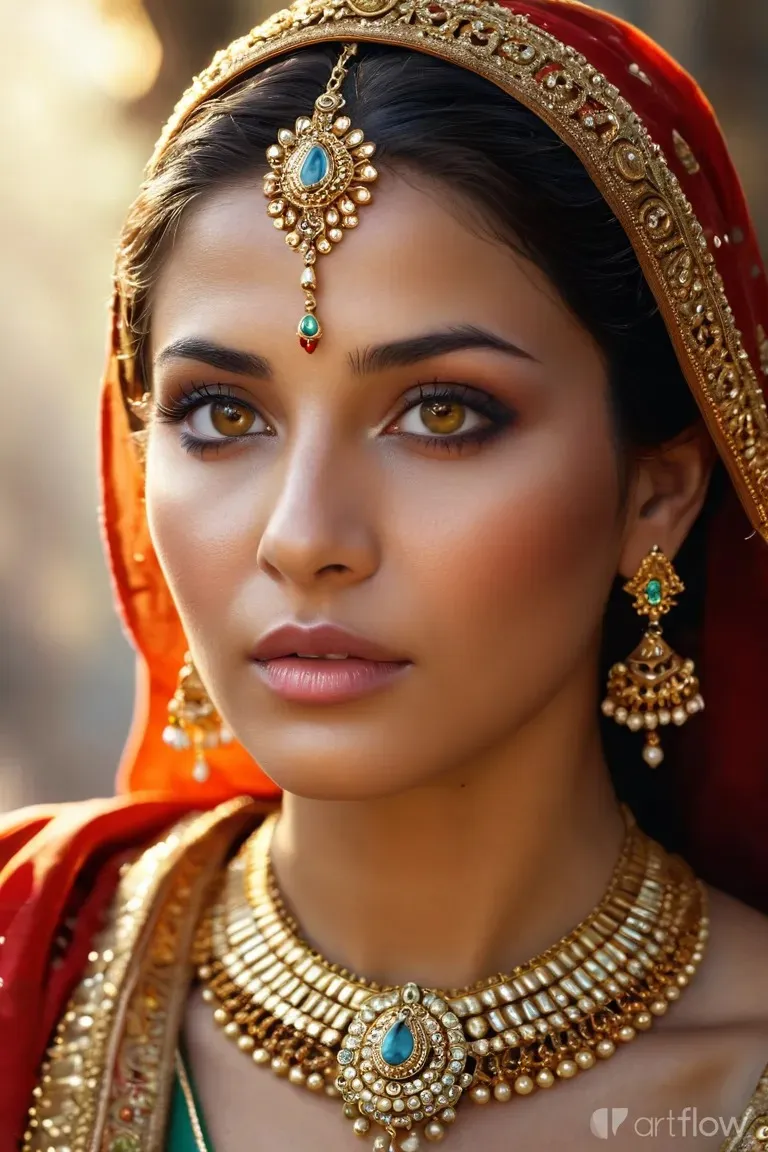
[147,171,625,799]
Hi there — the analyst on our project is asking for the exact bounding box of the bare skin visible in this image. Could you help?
[146,171,768,1148]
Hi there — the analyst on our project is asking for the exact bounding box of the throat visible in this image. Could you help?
[268,774,627,990]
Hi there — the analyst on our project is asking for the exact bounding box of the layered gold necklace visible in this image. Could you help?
[193,807,707,1150]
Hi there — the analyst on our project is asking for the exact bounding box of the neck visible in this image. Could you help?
[269,697,627,990]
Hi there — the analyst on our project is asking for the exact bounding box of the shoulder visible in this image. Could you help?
[670,884,768,1031]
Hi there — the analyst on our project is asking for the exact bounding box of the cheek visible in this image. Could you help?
[396,403,622,704]
[145,442,261,626]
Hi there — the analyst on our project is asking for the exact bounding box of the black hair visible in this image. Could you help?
[119,43,725,845]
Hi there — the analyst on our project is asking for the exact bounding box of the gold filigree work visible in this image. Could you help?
[22,799,259,1152]
[758,324,768,377]
[672,128,700,175]
[133,0,768,542]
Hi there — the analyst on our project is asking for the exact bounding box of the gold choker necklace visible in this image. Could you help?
[194,807,708,1151]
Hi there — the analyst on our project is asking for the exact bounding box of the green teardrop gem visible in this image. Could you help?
[299,314,319,338]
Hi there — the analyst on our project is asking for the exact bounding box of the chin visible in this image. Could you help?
[238,732,433,802]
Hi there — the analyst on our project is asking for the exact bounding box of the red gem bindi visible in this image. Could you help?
[299,337,319,354]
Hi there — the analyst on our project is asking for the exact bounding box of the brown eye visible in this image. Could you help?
[419,401,466,435]
[187,399,263,440]
[210,401,256,436]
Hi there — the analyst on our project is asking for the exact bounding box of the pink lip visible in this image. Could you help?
[252,656,411,703]
[251,621,409,663]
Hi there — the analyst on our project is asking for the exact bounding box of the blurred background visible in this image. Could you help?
[1,0,766,809]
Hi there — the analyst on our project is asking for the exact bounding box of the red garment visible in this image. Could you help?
[2,2,767,1147]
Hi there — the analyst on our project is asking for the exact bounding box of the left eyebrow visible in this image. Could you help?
[153,337,273,378]
[350,324,538,375]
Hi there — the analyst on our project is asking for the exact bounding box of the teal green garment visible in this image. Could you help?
[168,1048,214,1152]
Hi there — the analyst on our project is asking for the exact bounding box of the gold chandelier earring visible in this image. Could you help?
[601,545,704,768]
[163,651,232,782]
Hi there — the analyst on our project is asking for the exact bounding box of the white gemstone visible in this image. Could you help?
[672,707,687,726]
[162,725,189,749]
[627,713,644,732]
[644,713,659,729]
[615,707,628,724]
[642,744,664,768]
[658,709,671,725]
[192,759,209,783]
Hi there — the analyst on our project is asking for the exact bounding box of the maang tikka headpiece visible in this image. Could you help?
[264,43,378,353]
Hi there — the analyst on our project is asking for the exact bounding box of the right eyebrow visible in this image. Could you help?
[154,337,273,378]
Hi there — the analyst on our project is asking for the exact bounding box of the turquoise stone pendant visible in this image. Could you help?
[381,1019,415,1066]
[337,983,471,1147]
[299,144,331,188]
[263,44,378,353]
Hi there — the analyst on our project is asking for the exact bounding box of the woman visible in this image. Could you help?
[3,0,768,1149]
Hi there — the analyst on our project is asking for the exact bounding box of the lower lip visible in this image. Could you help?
[252,657,412,703]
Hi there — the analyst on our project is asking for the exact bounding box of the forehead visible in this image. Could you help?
[151,169,586,361]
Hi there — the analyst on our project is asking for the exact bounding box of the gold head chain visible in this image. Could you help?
[264,43,379,353]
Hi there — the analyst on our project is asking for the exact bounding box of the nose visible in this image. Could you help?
[256,435,380,592]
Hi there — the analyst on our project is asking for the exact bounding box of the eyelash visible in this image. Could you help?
[153,380,516,458]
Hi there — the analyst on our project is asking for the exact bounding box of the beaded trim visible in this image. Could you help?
[21,798,259,1152]
[127,0,768,542]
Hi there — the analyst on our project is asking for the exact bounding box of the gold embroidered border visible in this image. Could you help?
[134,0,768,541]
[22,797,261,1152]
[720,1063,768,1151]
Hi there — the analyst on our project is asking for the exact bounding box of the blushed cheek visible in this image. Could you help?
[145,443,256,629]
[409,424,622,716]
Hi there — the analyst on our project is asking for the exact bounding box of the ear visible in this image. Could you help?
[619,422,717,579]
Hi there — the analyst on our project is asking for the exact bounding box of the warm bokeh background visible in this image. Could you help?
[1,0,766,809]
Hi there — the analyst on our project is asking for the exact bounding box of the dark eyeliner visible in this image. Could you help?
[152,381,249,424]
[389,380,516,452]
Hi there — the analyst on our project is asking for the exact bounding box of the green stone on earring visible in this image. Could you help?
[645,579,662,606]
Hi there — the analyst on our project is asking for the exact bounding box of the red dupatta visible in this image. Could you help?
[2,0,767,1146]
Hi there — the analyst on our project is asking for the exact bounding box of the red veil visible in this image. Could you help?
[2,0,767,1145]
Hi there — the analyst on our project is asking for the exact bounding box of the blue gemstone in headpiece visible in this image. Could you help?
[380,1019,415,1066]
[300,145,330,188]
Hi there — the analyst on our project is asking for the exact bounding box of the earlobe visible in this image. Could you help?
[618,425,716,578]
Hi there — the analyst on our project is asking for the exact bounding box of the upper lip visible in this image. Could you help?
[251,622,410,662]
